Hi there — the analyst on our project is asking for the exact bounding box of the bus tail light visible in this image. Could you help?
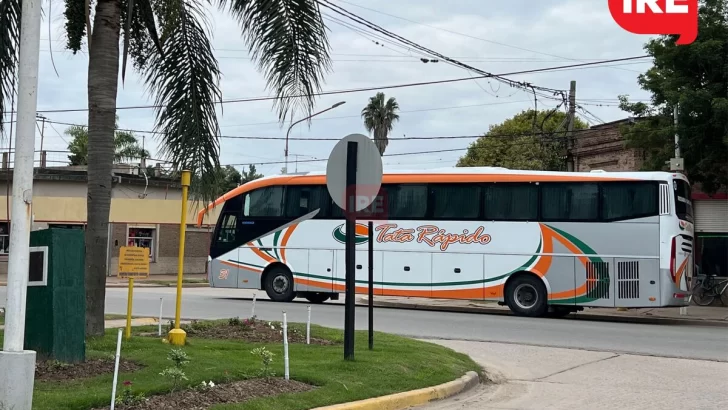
[670,236,677,283]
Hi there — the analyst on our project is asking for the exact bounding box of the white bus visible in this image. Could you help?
[197,167,694,318]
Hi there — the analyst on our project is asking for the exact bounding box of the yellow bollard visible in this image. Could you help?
[169,170,191,346]
[126,278,134,340]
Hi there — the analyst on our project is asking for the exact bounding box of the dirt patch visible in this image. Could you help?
[150,318,336,345]
[35,358,144,382]
[94,378,314,410]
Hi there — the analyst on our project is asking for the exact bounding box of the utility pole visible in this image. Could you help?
[668,103,684,172]
[37,114,46,153]
[0,0,43,406]
[566,80,576,172]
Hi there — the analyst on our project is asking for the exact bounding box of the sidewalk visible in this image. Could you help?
[359,295,728,327]
[0,274,210,288]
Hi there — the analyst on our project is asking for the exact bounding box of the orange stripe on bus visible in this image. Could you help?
[675,258,689,287]
[280,224,298,263]
[247,244,277,264]
[294,277,503,299]
[220,260,263,273]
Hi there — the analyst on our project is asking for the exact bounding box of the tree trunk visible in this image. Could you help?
[85,0,121,337]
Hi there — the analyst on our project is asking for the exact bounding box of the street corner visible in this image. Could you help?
[311,371,481,410]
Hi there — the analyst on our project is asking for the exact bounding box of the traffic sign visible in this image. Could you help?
[326,133,383,362]
[118,246,150,279]
[326,133,383,212]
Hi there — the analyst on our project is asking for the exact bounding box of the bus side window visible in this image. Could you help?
[243,187,284,217]
[216,213,238,243]
[285,185,330,218]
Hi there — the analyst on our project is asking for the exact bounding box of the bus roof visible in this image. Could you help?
[196,166,689,226]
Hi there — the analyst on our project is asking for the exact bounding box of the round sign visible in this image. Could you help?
[326,133,384,212]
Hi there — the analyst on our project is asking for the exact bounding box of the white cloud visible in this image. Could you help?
[6,0,656,175]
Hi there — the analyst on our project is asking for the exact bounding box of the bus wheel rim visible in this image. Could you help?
[272,275,289,294]
[514,283,538,310]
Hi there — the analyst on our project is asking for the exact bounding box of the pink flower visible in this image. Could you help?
[123,381,132,386]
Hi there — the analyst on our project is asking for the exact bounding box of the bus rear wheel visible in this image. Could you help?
[264,267,296,303]
[505,275,548,317]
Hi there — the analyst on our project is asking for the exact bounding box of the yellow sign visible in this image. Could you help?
[118,246,150,278]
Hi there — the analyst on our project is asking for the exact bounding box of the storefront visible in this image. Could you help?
[693,191,728,278]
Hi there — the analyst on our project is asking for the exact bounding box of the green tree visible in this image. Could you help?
[190,164,263,200]
[618,0,728,193]
[362,92,400,155]
[0,0,332,336]
[65,122,149,165]
[457,109,587,170]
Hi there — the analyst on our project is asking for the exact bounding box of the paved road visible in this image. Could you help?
[413,340,728,410]
[2,286,726,361]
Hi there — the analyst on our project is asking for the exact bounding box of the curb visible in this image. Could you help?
[366,299,728,328]
[105,283,210,288]
[311,371,480,410]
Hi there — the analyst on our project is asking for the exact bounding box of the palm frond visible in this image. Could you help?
[0,0,20,135]
[220,0,332,122]
[120,0,163,81]
[141,0,222,203]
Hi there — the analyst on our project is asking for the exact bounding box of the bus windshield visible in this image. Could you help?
[673,179,693,222]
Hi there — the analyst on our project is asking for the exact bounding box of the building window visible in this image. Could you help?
[697,234,728,277]
[0,222,8,254]
[127,227,156,262]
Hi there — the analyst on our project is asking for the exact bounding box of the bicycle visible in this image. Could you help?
[690,273,728,306]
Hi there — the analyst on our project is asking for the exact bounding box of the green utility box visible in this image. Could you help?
[24,228,86,363]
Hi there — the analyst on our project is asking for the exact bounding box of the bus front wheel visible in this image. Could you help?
[505,274,548,317]
[264,267,296,302]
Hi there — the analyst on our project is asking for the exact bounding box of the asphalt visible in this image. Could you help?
[2,286,726,362]
[101,287,728,362]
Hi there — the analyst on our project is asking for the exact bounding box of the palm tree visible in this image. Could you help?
[1,0,332,336]
[361,92,400,155]
[66,120,150,166]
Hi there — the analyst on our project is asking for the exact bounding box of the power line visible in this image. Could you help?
[32,117,664,142]
[331,0,645,75]
[4,56,649,115]
[316,0,565,98]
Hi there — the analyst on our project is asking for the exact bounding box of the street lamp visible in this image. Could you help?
[284,101,346,174]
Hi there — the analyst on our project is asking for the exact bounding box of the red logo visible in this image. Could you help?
[336,184,389,224]
[608,0,698,45]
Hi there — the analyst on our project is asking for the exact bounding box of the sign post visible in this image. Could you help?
[326,133,383,361]
[118,246,150,340]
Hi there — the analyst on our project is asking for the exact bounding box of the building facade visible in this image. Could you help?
[0,164,221,276]
[574,119,727,279]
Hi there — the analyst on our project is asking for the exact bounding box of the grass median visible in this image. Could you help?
[0,318,481,410]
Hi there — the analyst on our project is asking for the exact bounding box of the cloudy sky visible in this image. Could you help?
[5,0,656,176]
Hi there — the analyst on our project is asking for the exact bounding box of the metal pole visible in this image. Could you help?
[125,278,134,340]
[566,80,576,172]
[110,328,123,410]
[283,311,290,380]
[169,170,191,346]
[368,220,373,350]
[284,102,346,174]
[674,104,680,159]
[3,0,43,354]
[344,140,357,361]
